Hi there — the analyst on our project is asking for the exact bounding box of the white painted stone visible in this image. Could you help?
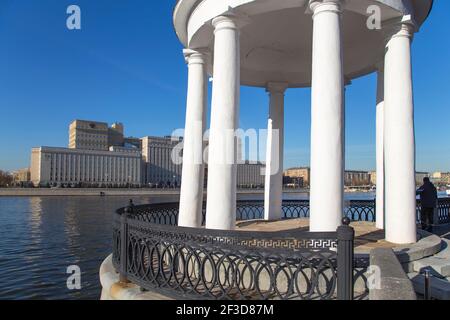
[178,49,208,228]
[309,0,345,232]
[205,15,241,230]
[376,64,385,230]
[264,82,288,221]
[384,22,417,244]
[172,0,432,241]
[174,0,432,87]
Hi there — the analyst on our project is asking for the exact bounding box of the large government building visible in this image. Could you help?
[32,120,143,186]
[237,161,265,188]
[30,120,266,188]
[31,146,142,186]
[141,136,183,187]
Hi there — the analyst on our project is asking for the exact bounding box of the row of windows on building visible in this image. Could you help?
[146,146,182,183]
[45,153,140,183]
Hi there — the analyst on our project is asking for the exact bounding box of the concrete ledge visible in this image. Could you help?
[99,254,172,300]
[369,248,417,300]
[436,239,450,259]
[394,231,442,264]
[412,239,450,278]
[355,231,442,264]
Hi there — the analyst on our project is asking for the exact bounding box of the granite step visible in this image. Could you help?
[435,239,450,259]
[412,239,450,278]
[408,272,450,300]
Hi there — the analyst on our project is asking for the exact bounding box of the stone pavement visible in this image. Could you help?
[237,219,397,252]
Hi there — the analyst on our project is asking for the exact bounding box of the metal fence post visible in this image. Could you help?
[373,198,376,223]
[337,217,355,300]
[423,269,431,300]
[119,200,133,283]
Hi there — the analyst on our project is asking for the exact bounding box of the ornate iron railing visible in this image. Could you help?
[112,201,354,300]
[235,200,375,222]
[111,198,450,300]
[344,200,376,222]
[122,198,450,226]
[416,198,450,225]
[235,198,449,224]
[436,198,450,224]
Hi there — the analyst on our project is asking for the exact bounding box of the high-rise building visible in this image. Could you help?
[284,167,310,187]
[33,119,267,188]
[68,120,131,151]
[440,173,448,184]
[344,171,371,186]
[12,168,31,183]
[416,172,430,185]
[69,120,109,151]
[124,137,142,150]
[108,122,125,147]
[236,161,265,188]
[433,172,450,185]
[369,171,377,185]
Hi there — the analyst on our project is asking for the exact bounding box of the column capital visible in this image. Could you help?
[212,11,250,32]
[183,48,209,65]
[266,82,288,95]
[382,15,418,43]
[308,0,344,17]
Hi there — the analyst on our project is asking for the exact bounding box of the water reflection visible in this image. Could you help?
[0,196,156,299]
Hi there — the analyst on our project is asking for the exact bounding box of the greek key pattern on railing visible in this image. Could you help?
[125,224,338,300]
[126,220,337,252]
[112,201,355,300]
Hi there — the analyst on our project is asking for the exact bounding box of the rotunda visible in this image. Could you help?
[174,0,433,244]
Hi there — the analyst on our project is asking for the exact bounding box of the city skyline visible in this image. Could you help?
[16,117,449,175]
[0,1,449,172]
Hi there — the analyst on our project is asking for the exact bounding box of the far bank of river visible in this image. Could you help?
[0,187,378,198]
[3,187,446,200]
[0,188,306,197]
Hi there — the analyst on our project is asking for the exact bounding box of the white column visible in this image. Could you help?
[205,15,241,230]
[178,49,208,228]
[264,82,288,221]
[376,63,385,229]
[309,0,345,232]
[384,21,417,244]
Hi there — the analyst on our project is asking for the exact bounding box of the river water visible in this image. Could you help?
[0,191,439,300]
[0,196,156,300]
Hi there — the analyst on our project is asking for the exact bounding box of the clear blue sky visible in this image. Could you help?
[0,0,449,172]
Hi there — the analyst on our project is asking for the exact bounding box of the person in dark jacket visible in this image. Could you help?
[416,177,438,232]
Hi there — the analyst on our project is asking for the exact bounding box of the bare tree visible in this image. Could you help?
[0,170,13,187]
